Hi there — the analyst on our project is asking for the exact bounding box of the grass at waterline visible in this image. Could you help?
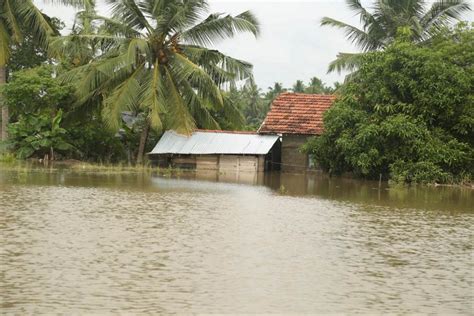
[0,159,185,176]
[0,153,17,164]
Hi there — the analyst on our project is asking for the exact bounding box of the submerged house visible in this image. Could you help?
[258,93,336,172]
[150,93,335,174]
[149,130,281,172]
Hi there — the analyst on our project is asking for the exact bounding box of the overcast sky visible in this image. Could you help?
[34,0,473,90]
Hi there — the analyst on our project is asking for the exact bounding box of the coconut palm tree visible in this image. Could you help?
[58,0,260,163]
[265,82,285,102]
[306,77,325,94]
[292,80,305,93]
[242,81,262,122]
[0,0,85,141]
[51,0,98,67]
[322,0,471,73]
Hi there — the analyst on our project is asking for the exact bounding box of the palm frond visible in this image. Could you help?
[155,0,208,34]
[345,0,377,29]
[327,52,365,74]
[102,64,144,130]
[180,79,220,130]
[95,15,141,38]
[182,11,260,46]
[172,53,224,108]
[126,38,150,63]
[421,0,471,32]
[3,0,23,42]
[140,62,166,131]
[43,0,93,8]
[106,0,153,33]
[222,94,245,128]
[183,45,253,84]
[162,66,195,134]
[321,17,384,51]
[19,0,57,46]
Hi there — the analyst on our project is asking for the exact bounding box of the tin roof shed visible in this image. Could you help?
[150,130,280,155]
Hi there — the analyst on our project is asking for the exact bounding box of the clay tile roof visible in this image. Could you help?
[258,93,336,135]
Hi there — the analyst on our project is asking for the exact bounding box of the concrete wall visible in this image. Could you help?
[281,134,310,173]
[219,155,259,173]
[196,155,219,171]
[163,154,264,172]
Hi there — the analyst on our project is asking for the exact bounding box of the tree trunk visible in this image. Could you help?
[0,66,8,141]
[136,121,150,165]
[127,146,132,166]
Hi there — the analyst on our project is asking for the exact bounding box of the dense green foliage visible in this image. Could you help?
[0,0,77,141]
[8,18,64,73]
[2,66,127,162]
[3,66,74,116]
[8,110,73,159]
[303,25,474,184]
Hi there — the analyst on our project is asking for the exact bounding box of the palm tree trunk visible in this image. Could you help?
[136,121,150,165]
[0,66,8,141]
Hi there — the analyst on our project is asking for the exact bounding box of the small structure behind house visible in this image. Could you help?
[258,93,336,172]
[149,130,281,173]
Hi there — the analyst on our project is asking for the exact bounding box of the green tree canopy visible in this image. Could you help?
[303,23,474,184]
[3,65,75,116]
[56,0,259,134]
[0,0,86,141]
[292,80,306,93]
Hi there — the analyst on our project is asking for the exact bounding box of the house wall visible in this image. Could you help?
[219,155,259,173]
[196,155,219,171]
[162,154,263,172]
[171,156,196,169]
[281,134,310,173]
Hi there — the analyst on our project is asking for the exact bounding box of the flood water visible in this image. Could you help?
[1,168,473,314]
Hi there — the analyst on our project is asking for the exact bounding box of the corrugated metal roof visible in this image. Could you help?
[150,130,280,155]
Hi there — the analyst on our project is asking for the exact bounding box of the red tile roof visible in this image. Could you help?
[258,93,336,135]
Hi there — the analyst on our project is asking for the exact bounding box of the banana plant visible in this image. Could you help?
[8,110,73,159]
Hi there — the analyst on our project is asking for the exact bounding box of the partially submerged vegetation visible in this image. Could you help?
[303,24,473,186]
[0,158,187,177]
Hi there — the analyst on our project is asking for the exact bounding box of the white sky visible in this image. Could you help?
[34,0,474,90]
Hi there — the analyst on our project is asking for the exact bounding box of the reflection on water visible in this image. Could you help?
[0,168,473,314]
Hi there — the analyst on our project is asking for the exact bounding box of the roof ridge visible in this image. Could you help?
[279,92,335,95]
[195,129,257,135]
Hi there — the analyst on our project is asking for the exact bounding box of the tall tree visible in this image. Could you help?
[321,0,471,73]
[50,0,98,68]
[0,0,83,141]
[241,81,263,126]
[305,77,326,94]
[265,82,285,102]
[58,0,260,163]
[292,80,306,93]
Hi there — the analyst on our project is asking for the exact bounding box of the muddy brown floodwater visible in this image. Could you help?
[0,168,473,314]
